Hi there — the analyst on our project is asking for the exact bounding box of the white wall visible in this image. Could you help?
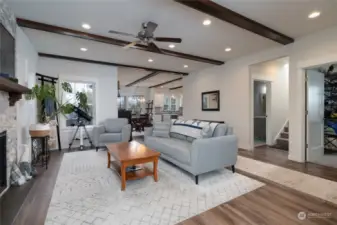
[37,58,118,149]
[250,58,289,145]
[184,25,337,162]
[15,27,38,154]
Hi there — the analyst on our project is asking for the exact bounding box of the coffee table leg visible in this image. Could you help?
[107,152,111,168]
[153,158,158,182]
[121,163,126,191]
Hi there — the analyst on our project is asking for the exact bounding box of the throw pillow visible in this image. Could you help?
[201,124,213,138]
[153,122,170,138]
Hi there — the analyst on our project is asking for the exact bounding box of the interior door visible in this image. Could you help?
[306,70,324,163]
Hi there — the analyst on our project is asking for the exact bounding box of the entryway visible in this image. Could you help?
[249,57,289,151]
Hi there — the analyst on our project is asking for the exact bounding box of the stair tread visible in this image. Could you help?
[277,138,289,141]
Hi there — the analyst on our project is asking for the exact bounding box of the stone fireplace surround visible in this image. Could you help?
[0,1,18,197]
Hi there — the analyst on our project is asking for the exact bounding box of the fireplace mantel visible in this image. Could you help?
[0,77,30,106]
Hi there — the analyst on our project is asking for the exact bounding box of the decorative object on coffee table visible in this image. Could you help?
[106,141,160,191]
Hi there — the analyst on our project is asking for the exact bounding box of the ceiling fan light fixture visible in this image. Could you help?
[308,11,321,19]
[203,19,211,26]
[169,44,175,49]
[148,58,154,62]
[82,23,91,29]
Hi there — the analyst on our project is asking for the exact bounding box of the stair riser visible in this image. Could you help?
[280,133,289,139]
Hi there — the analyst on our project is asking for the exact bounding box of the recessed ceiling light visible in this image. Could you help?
[308,11,321,19]
[203,19,211,26]
[148,58,154,62]
[225,47,232,52]
[169,44,175,49]
[82,23,91,29]
[80,47,88,52]
[184,65,188,68]
[161,86,164,88]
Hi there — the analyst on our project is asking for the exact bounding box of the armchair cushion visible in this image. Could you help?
[105,118,128,133]
[99,133,122,143]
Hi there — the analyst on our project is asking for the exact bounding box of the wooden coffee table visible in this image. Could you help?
[106,141,160,191]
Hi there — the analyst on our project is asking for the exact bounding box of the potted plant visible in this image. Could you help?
[25,82,89,137]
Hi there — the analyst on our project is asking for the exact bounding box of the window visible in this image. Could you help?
[62,81,95,127]
[118,96,126,109]
[127,95,145,114]
[163,95,177,112]
[171,97,176,111]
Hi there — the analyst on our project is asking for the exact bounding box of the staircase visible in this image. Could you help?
[271,126,289,151]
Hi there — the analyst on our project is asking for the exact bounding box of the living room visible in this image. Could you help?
[1,0,337,225]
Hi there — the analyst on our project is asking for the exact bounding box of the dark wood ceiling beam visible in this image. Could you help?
[169,86,183,90]
[17,18,224,65]
[175,0,294,45]
[149,77,182,88]
[38,53,188,75]
[125,71,161,87]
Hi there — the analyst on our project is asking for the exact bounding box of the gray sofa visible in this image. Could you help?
[93,118,131,151]
[144,122,238,184]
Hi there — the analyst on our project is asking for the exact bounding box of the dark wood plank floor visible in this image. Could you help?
[178,183,337,225]
[239,146,337,182]
[0,151,63,225]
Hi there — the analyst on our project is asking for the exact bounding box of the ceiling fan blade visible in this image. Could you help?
[123,41,139,49]
[148,42,162,53]
[154,37,182,43]
[109,30,138,38]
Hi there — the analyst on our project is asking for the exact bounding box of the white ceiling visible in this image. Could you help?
[212,0,337,38]
[9,0,337,87]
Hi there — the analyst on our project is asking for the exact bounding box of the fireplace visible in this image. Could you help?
[0,130,7,194]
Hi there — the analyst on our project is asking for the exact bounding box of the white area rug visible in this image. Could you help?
[45,151,263,225]
[237,156,337,204]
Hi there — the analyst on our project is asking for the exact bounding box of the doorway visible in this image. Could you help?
[253,80,271,147]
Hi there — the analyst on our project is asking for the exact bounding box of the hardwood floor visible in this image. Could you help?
[1,147,337,225]
[178,183,337,225]
[0,151,63,225]
[239,146,337,182]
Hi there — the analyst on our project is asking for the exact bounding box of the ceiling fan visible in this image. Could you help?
[108,21,182,53]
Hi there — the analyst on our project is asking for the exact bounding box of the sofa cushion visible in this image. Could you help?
[213,124,228,137]
[170,132,187,141]
[105,118,128,133]
[146,136,191,164]
[99,133,122,143]
[201,124,213,138]
[153,122,171,138]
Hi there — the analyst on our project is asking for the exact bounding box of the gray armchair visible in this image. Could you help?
[93,118,131,151]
